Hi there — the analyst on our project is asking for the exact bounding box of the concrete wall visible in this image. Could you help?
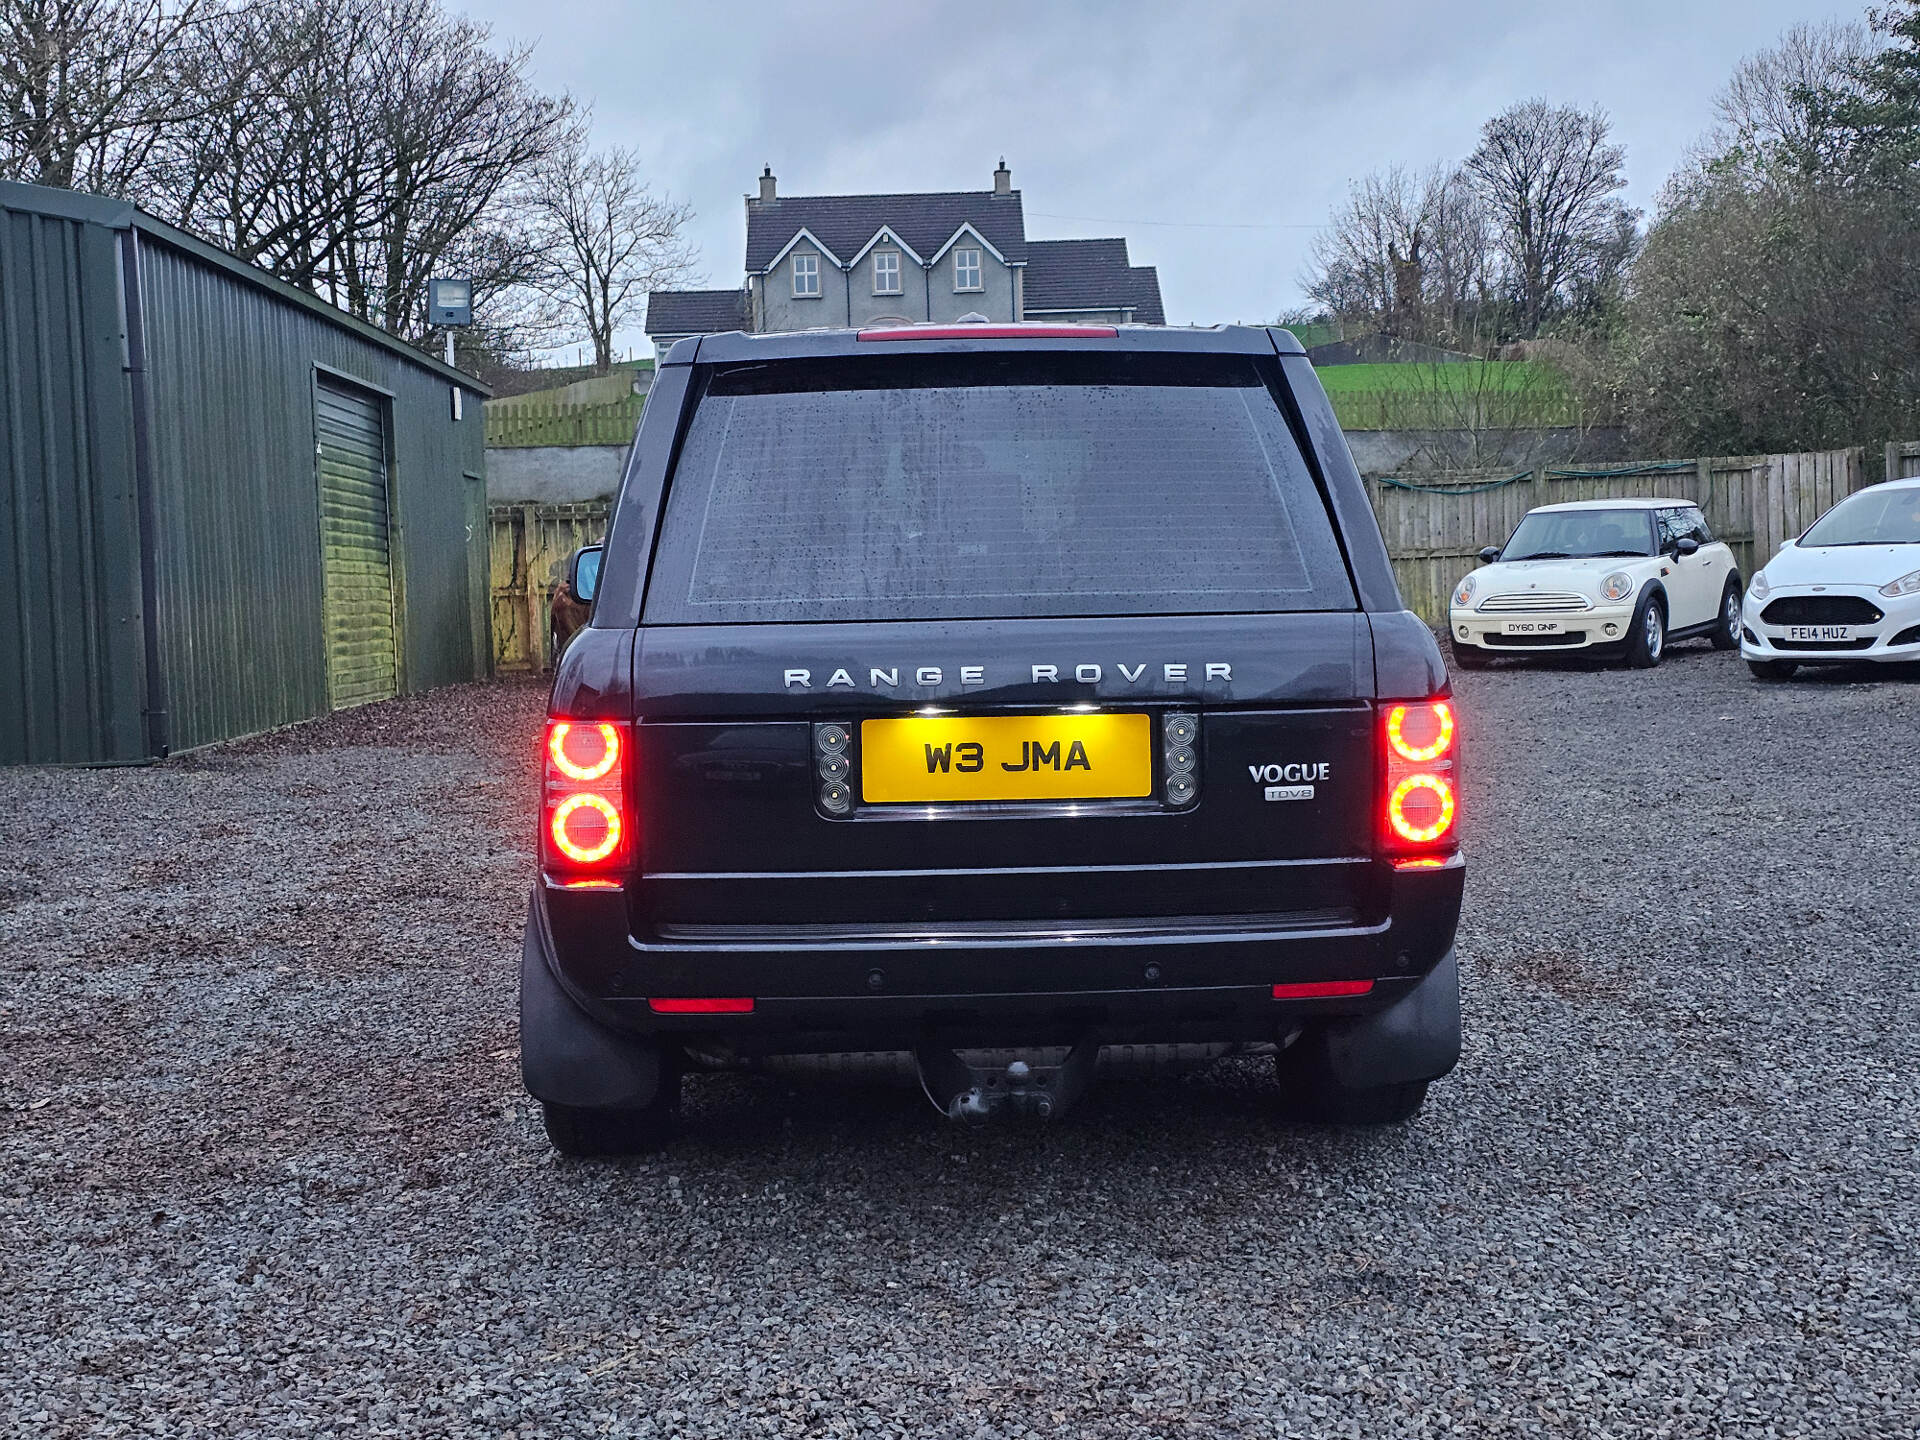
[487,445,627,503]
[1345,427,1629,478]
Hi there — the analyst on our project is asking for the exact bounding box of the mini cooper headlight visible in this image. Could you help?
[1602,571,1633,603]
[1750,571,1771,601]
[1454,574,1476,608]
[1880,567,1920,598]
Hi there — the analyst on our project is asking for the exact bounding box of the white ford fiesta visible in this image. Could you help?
[1450,499,1743,668]
[1741,477,1920,680]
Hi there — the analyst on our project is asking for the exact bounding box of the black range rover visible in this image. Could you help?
[524,322,1463,1154]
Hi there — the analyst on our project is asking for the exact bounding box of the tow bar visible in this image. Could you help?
[913,1037,1100,1122]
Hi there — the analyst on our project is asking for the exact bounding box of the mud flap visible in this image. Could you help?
[1321,949,1461,1088]
[520,892,663,1110]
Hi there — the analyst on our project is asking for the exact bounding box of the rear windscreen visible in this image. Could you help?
[642,353,1355,624]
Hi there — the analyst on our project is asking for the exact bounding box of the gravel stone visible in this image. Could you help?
[2,654,1917,1436]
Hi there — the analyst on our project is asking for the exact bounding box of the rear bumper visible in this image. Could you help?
[525,855,1463,1056]
[520,883,1463,1104]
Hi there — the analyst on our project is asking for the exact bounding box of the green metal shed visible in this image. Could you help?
[0,181,491,764]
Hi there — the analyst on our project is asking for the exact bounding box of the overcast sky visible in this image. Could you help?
[457,0,1864,360]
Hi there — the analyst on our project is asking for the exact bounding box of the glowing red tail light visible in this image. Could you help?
[647,997,755,1015]
[543,719,632,872]
[1380,700,1458,855]
[1272,980,1375,999]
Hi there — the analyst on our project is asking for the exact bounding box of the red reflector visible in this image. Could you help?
[647,997,755,1015]
[1392,856,1448,870]
[1272,980,1375,1000]
[859,324,1117,341]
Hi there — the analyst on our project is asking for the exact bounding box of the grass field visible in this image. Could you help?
[1310,360,1558,396]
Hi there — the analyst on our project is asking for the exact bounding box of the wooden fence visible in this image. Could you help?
[485,397,643,448]
[488,501,611,672]
[1369,447,1870,624]
[1887,440,1920,481]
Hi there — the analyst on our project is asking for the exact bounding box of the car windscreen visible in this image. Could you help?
[1502,509,1657,561]
[1799,486,1920,546]
[641,353,1355,624]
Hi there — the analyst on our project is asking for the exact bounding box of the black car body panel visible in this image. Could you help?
[524,324,1462,1105]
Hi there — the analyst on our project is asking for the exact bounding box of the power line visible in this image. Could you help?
[1028,211,1323,231]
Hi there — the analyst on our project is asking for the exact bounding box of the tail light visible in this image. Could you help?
[1380,700,1458,856]
[543,720,632,873]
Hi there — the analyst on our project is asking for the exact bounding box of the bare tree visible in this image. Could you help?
[1306,166,1425,330]
[138,0,573,346]
[0,0,218,193]
[1465,100,1636,337]
[1305,163,1489,348]
[527,141,697,372]
[1713,19,1874,177]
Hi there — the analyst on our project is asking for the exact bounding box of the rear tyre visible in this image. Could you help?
[1273,1038,1430,1125]
[1748,659,1798,681]
[1711,579,1743,650]
[541,1065,682,1156]
[1624,592,1666,668]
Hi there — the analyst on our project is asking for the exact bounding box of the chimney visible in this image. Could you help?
[993,158,1011,195]
[758,165,776,203]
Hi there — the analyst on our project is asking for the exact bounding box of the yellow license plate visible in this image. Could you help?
[860,713,1153,804]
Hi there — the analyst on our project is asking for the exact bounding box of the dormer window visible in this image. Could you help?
[791,252,820,297]
[953,247,983,292]
[872,250,901,295]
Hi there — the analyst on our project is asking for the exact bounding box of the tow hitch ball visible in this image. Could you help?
[913,1038,1100,1123]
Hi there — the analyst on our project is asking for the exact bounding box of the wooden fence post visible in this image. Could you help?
[522,502,542,671]
[1885,439,1920,482]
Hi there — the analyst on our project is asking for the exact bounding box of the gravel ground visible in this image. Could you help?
[3,650,1918,1437]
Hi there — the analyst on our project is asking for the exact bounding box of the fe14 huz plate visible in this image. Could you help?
[859,713,1153,804]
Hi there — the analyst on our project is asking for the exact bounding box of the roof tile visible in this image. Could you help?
[645,289,749,335]
[744,191,1027,271]
[1023,238,1164,323]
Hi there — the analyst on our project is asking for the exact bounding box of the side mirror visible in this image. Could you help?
[1478,546,1501,565]
[1675,537,1701,557]
[568,544,604,605]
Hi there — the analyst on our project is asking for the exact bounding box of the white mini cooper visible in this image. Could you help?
[1449,499,1743,668]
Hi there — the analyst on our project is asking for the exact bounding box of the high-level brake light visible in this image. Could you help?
[1380,700,1459,856]
[542,718,632,873]
[858,324,1118,341]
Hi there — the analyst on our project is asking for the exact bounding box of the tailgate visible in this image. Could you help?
[629,615,1379,934]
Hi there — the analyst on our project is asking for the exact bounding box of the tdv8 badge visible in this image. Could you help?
[1249,761,1329,802]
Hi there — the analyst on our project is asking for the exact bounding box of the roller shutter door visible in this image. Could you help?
[315,381,397,708]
